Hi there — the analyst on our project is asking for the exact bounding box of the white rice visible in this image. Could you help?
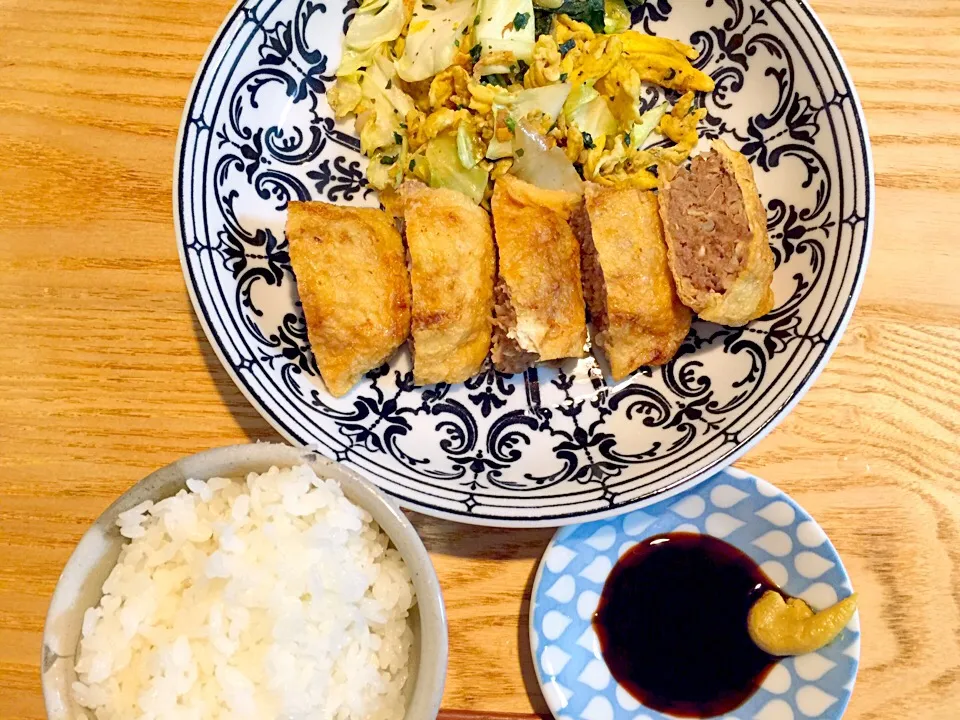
[72,465,415,720]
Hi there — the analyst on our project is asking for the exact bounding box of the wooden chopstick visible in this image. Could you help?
[437,711,550,719]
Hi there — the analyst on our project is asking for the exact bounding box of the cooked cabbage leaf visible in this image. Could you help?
[485,84,571,159]
[603,0,630,33]
[475,0,537,69]
[359,53,416,153]
[511,121,582,193]
[564,82,618,141]
[427,134,490,203]
[344,0,408,51]
[629,101,669,148]
[397,0,476,82]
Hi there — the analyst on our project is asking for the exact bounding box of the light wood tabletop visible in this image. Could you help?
[1,0,959,718]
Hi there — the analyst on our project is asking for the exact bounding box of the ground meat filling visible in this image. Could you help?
[491,277,539,374]
[571,205,610,348]
[665,150,751,294]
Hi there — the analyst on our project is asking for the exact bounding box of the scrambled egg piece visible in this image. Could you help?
[525,36,562,88]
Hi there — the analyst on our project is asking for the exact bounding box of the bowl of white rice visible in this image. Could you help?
[41,443,447,720]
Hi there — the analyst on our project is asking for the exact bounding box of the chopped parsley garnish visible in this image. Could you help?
[481,74,507,86]
[469,43,482,62]
[421,3,437,9]
[462,24,471,34]
[517,59,529,80]
[393,132,403,144]
[454,39,460,46]
[559,72,568,82]
[409,159,416,171]
[559,39,576,56]
[582,131,595,149]
[505,116,516,133]
[516,148,525,157]
[385,78,392,89]
[623,132,631,146]
[473,15,480,24]
[380,155,398,165]
[399,122,407,129]
[512,12,530,30]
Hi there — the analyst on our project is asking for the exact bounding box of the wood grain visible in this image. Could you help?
[0,0,958,718]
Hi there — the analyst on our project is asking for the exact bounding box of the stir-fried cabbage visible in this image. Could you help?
[629,101,669,148]
[603,0,630,33]
[397,0,476,82]
[563,81,618,139]
[475,0,536,71]
[511,121,583,193]
[359,53,416,153]
[457,123,484,168]
[345,0,408,50]
[485,83,571,159]
[337,0,408,77]
[427,134,489,203]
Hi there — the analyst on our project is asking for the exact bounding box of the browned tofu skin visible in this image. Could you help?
[490,175,588,372]
[286,202,411,397]
[577,185,692,381]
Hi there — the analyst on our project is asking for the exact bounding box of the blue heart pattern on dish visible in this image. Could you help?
[530,468,860,720]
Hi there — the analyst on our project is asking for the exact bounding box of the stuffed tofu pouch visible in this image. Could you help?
[659,140,775,327]
[401,181,495,386]
[575,184,692,381]
[490,175,588,373]
[287,201,411,397]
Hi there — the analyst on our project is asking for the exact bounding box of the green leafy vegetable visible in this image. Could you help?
[564,82,619,139]
[582,131,595,149]
[629,101,669,148]
[551,0,605,33]
[457,123,484,169]
[397,0,475,82]
[344,0,408,52]
[475,0,536,72]
[603,0,630,33]
[558,39,576,56]
[380,155,398,165]
[427,134,489,204]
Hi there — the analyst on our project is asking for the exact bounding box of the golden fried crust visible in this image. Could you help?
[286,201,411,397]
[491,176,588,361]
[584,185,692,381]
[401,182,495,385]
[711,139,776,323]
[659,141,775,326]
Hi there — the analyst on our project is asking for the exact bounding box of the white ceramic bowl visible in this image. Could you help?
[41,443,448,719]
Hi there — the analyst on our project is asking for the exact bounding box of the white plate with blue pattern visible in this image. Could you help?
[530,467,860,720]
[175,0,873,527]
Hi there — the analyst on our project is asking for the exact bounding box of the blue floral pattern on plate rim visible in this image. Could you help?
[530,466,860,720]
[174,0,874,526]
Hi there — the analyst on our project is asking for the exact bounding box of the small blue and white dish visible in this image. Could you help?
[530,467,860,720]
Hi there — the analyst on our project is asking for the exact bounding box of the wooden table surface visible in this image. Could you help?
[2,0,959,718]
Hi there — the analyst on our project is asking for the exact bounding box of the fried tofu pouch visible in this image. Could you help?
[577,184,692,381]
[659,140,775,327]
[401,182,495,386]
[490,175,588,372]
[286,201,411,397]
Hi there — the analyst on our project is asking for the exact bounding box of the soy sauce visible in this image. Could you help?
[593,533,782,718]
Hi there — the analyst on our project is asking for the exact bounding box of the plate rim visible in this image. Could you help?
[528,466,862,719]
[173,0,875,528]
